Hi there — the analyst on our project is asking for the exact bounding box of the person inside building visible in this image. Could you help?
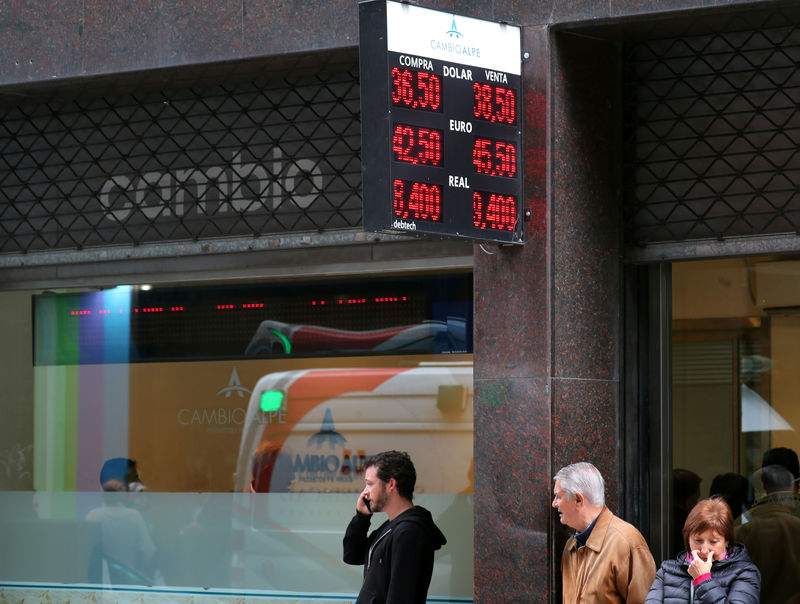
[709,472,749,518]
[342,450,446,604]
[671,468,702,557]
[99,457,146,493]
[738,446,800,524]
[552,461,656,604]
[86,459,158,585]
[646,496,760,603]
[734,449,800,604]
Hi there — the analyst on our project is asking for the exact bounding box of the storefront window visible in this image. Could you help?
[0,273,474,601]
[672,257,800,602]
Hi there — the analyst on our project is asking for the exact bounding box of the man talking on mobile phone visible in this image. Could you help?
[343,450,447,604]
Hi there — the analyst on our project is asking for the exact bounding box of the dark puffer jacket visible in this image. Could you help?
[645,543,760,603]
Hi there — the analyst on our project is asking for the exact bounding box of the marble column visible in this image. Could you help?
[474,27,623,602]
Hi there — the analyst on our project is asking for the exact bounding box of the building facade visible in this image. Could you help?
[2,1,800,603]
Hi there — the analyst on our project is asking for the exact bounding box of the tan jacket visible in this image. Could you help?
[561,507,656,604]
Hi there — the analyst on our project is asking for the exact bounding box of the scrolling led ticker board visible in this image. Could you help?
[359,0,524,245]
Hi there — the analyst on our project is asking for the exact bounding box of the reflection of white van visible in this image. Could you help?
[234,362,473,495]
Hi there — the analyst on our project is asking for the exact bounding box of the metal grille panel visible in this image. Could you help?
[623,19,800,245]
[0,62,362,253]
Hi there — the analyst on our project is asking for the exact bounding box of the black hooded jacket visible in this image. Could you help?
[343,506,447,604]
[645,542,761,603]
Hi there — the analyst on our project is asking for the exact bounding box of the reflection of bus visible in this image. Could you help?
[244,318,469,356]
[234,362,474,494]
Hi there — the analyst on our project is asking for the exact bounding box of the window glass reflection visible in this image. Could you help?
[672,258,800,603]
[0,274,474,600]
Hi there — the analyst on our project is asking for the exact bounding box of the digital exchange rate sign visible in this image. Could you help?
[359,0,523,245]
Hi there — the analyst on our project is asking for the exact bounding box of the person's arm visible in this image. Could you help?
[643,566,665,604]
[692,562,761,604]
[343,511,372,565]
[386,525,430,604]
[623,544,657,604]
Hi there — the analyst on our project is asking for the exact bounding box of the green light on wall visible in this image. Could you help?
[260,390,284,413]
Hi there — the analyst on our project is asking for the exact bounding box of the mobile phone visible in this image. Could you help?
[364,497,371,513]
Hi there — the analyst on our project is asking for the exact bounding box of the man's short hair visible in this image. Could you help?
[365,450,416,501]
[762,447,799,480]
[761,464,795,492]
[709,472,749,515]
[554,462,605,507]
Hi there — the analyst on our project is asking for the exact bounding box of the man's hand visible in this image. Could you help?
[356,491,372,515]
[687,550,713,579]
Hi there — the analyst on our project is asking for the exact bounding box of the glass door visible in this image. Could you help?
[670,256,800,604]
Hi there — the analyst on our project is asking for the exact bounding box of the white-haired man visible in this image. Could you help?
[552,462,655,604]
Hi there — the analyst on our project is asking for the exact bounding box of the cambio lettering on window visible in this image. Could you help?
[177,407,287,426]
[99,148,324,221]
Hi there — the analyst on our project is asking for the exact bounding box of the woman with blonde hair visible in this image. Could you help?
[646,496,760,603]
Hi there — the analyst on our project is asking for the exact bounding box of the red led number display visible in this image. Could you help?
[473,82,516,124]
[391,67,442,112]
[393,124,443,166]
[393,179,442,222]
[473,137,517,178]
[473,191,517,231]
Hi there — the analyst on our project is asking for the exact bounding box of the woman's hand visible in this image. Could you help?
[687,550,713,579]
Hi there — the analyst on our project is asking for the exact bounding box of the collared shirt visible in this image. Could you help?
[574,513,600,549]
